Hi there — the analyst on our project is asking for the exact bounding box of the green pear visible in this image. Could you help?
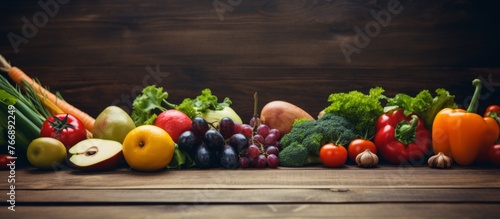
[92,106,136,143]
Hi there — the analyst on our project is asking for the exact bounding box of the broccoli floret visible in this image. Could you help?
[278,143,309,167]
[280,113,360,161]
[302,133,324,155]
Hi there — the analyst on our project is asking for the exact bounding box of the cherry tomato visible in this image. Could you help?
[348,139,377,162]
[484,105,500,117]
[488,144,500,166]
[40,114,87,150]
[320,143,347,168]
[0,154,15,170]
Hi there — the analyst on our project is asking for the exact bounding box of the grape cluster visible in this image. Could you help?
[236,118,281,169]
[177,117,282,169]
[178,117,238,169]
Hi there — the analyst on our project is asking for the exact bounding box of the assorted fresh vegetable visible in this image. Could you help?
[0,56,95,132]
[278,113,360,167]
[131,85,242,126]
[1,53,499,170]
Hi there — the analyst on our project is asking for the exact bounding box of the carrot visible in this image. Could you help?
[0,55,95,132]
[36,92,64,115]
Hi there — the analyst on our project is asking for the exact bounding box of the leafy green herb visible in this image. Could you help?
[323,87,385,138]
[131,85,240,126]
[131,85,174,126]
[176,88,232,118]
[384,88,457,129]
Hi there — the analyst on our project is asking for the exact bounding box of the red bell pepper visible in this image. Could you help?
[374,109,432,165]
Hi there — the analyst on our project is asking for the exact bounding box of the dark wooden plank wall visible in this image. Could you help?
[1,0,499,120]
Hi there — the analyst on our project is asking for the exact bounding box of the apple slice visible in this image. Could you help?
[68,139,124,171]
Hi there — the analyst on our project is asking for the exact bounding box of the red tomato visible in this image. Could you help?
[0,154,15,170]
[348,139,377,162]
[320,143,347,168]
[484,105,500,117]
[488,144,500,166]
[40,114,87,150]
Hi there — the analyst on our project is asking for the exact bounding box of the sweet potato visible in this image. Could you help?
[260,100,314,135]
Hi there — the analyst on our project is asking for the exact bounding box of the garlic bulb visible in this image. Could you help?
[355,149,379,168]
[428,152,453,169]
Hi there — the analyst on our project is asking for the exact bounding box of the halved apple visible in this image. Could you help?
[68,139,124,171]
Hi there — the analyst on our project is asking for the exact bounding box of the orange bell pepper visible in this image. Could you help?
[432,79,500,166]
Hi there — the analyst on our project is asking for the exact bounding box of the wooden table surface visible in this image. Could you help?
[1,165,499,218]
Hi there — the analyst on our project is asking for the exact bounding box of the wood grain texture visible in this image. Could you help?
[1,166,499,190]
[1,204,500,219]
[1,0,499,67]
[7,188,500,204]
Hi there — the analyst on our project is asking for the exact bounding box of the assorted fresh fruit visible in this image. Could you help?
[0,54,499,172]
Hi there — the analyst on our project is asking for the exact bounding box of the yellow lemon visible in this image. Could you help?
[122,125,174,171]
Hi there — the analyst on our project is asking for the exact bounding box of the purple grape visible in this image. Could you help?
[239,156,250,169]
[267,154,279,168]
[204,130,224,152]
[220,145,238,169]
[255,154,267,168]
[265,146,279,156]
[229,133,249,153]
[264,133,278,146]
[195,144,212,169]
[275,141,281,151]
[192,117,209,137]
[256,124,270,138]
[219,117,235,139]
[177,130,200,153]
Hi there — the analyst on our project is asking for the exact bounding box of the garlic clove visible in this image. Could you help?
[355,149,379,168]
[428,152,453,169]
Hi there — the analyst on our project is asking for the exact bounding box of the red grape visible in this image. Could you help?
[264,133,278,146]
[249,117,260,127]
[269,128,281,140]
[240,124,253,138]
[248,144,260,158]
[256,124,270,137]
[253,134,264,144]
[255,154,267,168]
[267,154,279,168]
[265,146,279,156]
